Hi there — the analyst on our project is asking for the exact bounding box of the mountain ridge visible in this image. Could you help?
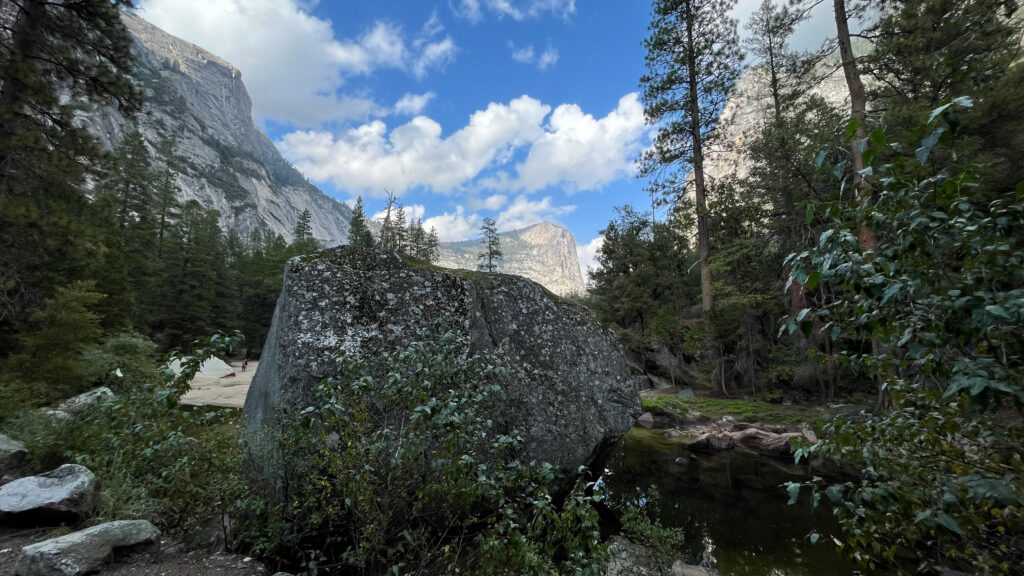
[437,222,586,296]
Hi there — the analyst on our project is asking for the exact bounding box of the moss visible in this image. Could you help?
[642,396,826,426]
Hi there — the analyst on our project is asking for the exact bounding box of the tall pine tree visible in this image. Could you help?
[347,196,375,249]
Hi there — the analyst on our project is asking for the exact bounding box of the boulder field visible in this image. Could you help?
[243,248,640,480]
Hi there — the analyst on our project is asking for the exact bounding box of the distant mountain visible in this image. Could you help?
[79,11,353,245]
[437,223,585,296]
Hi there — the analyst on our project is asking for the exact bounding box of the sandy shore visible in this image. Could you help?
[180,361,256,409]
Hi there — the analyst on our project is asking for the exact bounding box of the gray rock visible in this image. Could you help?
[244,249,639,484]
[15,520,160,576]
[685,432,736,453]
[605,537,716,576]
[56,388,114,414]
[0,464,97,524]
[636,412,655,429]
[0,434,28,474]
[676,388,695,399]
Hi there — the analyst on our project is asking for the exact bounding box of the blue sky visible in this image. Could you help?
[135,0,838,271]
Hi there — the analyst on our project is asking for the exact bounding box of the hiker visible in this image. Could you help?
[242,359,247,372]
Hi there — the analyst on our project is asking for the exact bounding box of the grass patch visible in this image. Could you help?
[642,395,826,426]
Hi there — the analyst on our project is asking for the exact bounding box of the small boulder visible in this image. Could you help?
[0,464,97,524]
[56,388,114,414]
[685,432,735,453]
[676,388,695,399]
[758,432,802,459]
[636,412,655,429]
[605,537,715,576]
[0,433,28,474]
[15,519,160,576]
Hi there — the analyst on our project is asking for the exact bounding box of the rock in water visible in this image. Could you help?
[244,248,639,478]
[0,465,97,524]
[15,520,160,576]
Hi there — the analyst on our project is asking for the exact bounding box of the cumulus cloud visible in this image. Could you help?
[496,195,575,231]
[576,235,604,281]
[372,203,427,222]
[452,0,575,22]
[485,92,649,193]
[508,43,558,70]
[278,93,649,196]
[137,0,456,127]
[423,206,480,241]
[278,95,551,194]
[394,92,436,116]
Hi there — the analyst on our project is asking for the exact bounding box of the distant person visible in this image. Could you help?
[242,359,247,372]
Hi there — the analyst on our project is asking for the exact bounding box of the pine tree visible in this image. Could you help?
[425,227,440,263]
[294,209,313,241]
[347,196,375,249]
[392,204,408,253]
[477,217,502,272]
[153,138,182,259]
[640,0,743,312]
[0,0,139,337]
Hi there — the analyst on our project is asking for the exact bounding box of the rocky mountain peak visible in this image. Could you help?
[79,11,353,246]
[437,222,586,296]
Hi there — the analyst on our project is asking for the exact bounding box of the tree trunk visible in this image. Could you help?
[685,0,714,312]
[833,0,876,252]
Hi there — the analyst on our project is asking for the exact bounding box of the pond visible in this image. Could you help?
[597,427,870,576]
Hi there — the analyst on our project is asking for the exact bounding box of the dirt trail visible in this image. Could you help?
[180,361,257,409]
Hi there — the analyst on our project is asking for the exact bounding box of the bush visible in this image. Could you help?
[2,333,245,534]
[237,323,607,576]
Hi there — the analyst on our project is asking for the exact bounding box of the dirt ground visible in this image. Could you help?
[180,361,257,409]
[0,527,267,576]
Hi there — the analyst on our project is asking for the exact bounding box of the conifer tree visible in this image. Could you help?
[153,139,182,259]
[425,227,440,263]
[294,209,313,241]
[347,196,375,249]
[0,0,139,334]
[640,0,743,312]
[477,217,502,272]
[393,204,408,253]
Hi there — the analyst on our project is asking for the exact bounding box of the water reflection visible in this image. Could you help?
[598,427,869,576]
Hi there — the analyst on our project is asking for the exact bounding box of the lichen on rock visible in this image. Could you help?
[243,247,639,480]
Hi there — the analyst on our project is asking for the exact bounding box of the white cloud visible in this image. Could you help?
[496,195,575,231]
[278,95,551,195]
[394,92,436,115]
[424,206,480,241]
[576,235,604,282]
[453,0,575,22]
[510,43,535,64]
[137,0,456,127]
[487,92,649,193]
[537,47,559,70]
[482,194,509,210]
[278,93,649,196]
[508,43,558,70]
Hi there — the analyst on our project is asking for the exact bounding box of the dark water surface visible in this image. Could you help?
[598,427,869,576]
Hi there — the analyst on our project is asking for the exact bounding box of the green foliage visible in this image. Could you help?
[0,282,105,416]
[238,323,606,575]
[80,331,159,389]
[2,333,245,534]
[347,196,375,250]
[618,488,688,575]
[785,101,1024,573]
[293,209,313,242]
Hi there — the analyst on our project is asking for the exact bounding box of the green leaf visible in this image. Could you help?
[806,271,821,292]
[936,513,965,536]
[785,482,801,505]
[916,127,945,164]
[810,532,820,545]
[825,485,843,504]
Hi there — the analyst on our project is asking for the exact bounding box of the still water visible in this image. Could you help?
[598,427,869,576]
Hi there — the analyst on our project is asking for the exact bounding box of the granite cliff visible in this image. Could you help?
[437,222,586,296]
[79,11,353,245]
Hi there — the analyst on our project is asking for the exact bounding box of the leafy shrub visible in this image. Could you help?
[785,101,1024,574]
[617,488,688,574]
[2,333,245,533]
[80,331,159,389]
[237,323,607,575]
